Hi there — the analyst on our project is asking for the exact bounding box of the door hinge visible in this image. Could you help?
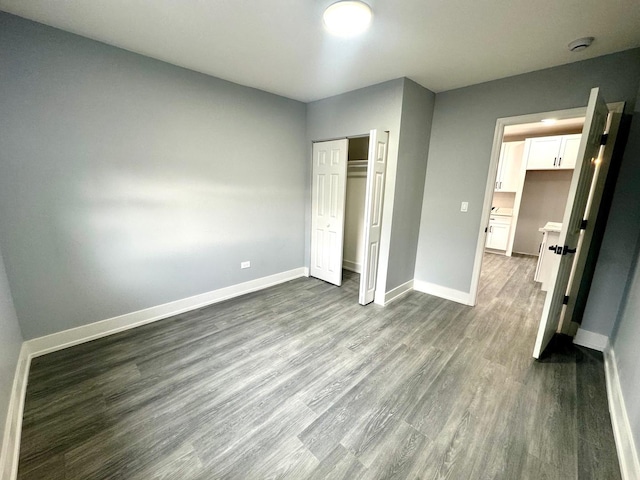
[485,227,488,233]
[600,133,609,145]
[580,219,588,230]
[563,295,569,305]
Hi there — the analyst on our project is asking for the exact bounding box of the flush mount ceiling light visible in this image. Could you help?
[323,1,372,37]
[541,118,557,125]
[568,37,594,52]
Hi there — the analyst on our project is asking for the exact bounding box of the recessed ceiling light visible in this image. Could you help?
[568,37,594,52]
[323,1,372,37]
[541,118,557,125]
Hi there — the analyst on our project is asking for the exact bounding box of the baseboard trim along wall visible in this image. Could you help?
[413,280,474,306]
[0,344,31,480]
[342,260,362,274]
[604,345,640,480]
[26,267,307,358]
[573,328,609,352]
[377,279,414,306]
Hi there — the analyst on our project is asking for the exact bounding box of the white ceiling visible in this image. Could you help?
[1,0,640,102]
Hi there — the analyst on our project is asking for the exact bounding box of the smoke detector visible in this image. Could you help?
[568,37,594,52]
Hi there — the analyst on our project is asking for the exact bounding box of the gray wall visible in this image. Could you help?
[582,92,640,336]
[388,79,435,290]
[415,48,640,295]
[0,246,23,451]
[306,79,404,295]
[610,225,640,464]
[0,13,307,339]
[513,170,572,255]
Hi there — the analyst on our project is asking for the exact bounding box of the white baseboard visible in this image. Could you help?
[303,267,310,277]
[413,280,473,306]
[604,345,640,480]
[375,279,413,306]
[27,267,307,358]
[342,260,362,274]
[0,344,31,480]
[573,328,609,352]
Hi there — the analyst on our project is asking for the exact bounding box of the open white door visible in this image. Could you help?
[560,103,624,334]
[532,88,609,358]
[359,130,389,305]
[310,139,349,286]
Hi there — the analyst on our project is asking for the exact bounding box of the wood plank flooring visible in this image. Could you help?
[18,253,621,479]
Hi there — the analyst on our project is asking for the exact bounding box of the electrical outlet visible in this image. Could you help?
[241,261,251,269]
[461,201,469,213]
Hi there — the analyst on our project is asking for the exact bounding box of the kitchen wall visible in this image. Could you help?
[0,245,23,462]
[0,13,307,339]
[491,192,515,208]
[513,170,573,255]
[414,48,640,304]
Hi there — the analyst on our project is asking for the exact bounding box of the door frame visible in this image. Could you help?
[309,132,387,304]
[469,106,587,306]
[469,102,625,309]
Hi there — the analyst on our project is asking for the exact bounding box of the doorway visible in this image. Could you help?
[309,130,389,305]
[470,90,624,358]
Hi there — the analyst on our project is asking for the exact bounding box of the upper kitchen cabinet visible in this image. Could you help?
[524,134,581,170]
[495,141,524,192]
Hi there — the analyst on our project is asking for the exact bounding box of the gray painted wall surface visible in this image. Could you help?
[582,95,640,336]
[0,14,307,339]
[387,79,435,290]
[0,246,23,449]
[305,79,404,293]
[414,49,640,295]
[513,170,572,256]
[610,227,640,464]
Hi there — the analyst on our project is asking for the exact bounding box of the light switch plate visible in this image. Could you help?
[241,261,251,269]
[461,202,469,213]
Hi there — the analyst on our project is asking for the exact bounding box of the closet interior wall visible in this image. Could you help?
[343,136,370,274]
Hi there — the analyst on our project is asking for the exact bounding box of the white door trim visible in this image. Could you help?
[469,106,588,306]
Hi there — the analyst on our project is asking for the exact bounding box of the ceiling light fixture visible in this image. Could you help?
[568,37,594,52]
[323,1,372,37]
[541,118,557,125]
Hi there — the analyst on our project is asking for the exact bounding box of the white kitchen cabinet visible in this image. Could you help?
[525,134,582,170]
[557,135,581,169]
[495,141,524,192]
[534,222,562,291]
[485,215,511,251]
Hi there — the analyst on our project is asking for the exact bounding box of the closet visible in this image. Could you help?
[343,136,369,274]
[310,130,388,305]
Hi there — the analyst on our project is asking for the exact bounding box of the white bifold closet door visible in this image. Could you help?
[359,130,389,305]
[310,139,348,286]
[309,131,388,304]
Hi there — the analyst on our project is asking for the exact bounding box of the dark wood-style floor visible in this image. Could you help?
[18,254,621,479]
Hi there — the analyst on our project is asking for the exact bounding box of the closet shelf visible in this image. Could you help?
[348,159,368,168]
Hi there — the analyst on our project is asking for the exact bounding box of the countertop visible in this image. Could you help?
[539,221,562,233]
